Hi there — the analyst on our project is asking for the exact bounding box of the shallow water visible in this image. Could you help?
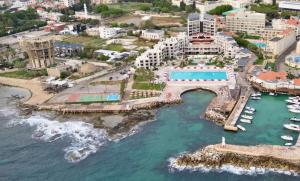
[0,85,299,180]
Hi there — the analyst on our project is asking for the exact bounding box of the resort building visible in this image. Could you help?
[285,41,300,68]
[272,18,300,38]
[250,71,300,94]
[187,13,217,37]
[135,33,187,69]
[19,37,54,69]
[62,0,79,7]
[141,30,165,41]
[225,10,266,35]
[266,29,296,57]
[222,0,253,8]
[279,1,300,11]
[99,26,122,39]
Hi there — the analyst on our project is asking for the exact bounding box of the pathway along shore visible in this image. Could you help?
[0,77,53,105]
[172,136,300,174]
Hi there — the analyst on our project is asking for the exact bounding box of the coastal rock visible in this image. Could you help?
[172,145,300,175]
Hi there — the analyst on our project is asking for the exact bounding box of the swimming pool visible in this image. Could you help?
[253,42,266,48]
[169,71,228,81]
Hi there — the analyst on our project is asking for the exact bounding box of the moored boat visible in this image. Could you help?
[286,99,300,104]
[251,92,261,97]
[289,109,300,113]
[251,97,261,100]
[285,143,293,146]
[244,110,254,115]
[245,106,256,112]
[240,119,251,124]
[281,135,293,141]
[290,117,300,122]
[241,115,253,119]
[287,105,300,109]
[283,124,300,131]
[237,125,246,131]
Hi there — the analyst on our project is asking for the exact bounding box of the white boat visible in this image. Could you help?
[251,97,261,100]
[287,105,300,109]
[283,124,300,131]
[281,135,293,141]
[290,117,300,122]
[246,106,256,112]
[269,92,276,96]
[240,119,251,124]
[289,96,300,100]
[237,125,246,131]
[244,110,254,115]
[241,115,253,119]
[285,143,293,146]
[286,99,300,104]
[289,109,300,113]
[251,92,261,97]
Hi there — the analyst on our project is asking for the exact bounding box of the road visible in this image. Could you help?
[275,42,297,73]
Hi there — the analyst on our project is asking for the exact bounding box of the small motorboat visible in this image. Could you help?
[290,117,300,122]
[286,99,300,104]
[246,106,256,112]
[240,119,251,124]
[241,115,253,119]
[251,92,261,97]
[251,97,261,100]
[285,143,293,146]
[244,110,254,115]
[237,125,246,131]
[287,105,300,109]
[283,124,300,131]
[269,92,277,96]
[281,135,293,141]
[289,109,300,113]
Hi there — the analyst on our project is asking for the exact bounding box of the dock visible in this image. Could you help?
[224,87,252,131]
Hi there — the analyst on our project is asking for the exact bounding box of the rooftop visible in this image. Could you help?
[258,71,287,81]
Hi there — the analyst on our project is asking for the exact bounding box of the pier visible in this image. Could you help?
[224,87,252,131]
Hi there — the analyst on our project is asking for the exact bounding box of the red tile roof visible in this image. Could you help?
[293,79,300,86]
[258,71,287,81]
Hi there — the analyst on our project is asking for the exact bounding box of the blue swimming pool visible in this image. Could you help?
[295,56,300,63]
[106,94,121,101]
[169,71,228,80]
[254,42,266,48]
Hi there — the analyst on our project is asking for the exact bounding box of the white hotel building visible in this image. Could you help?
[188,13,217,36]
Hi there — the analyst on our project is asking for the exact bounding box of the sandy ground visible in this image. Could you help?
[0,77,53,105]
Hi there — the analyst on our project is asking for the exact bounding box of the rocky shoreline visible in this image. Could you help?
[171,145,300,175]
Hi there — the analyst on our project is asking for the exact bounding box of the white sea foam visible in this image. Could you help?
[8,115,108,163]
[168,157,299,176]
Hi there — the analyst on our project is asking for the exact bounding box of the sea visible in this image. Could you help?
[0,85,299,181]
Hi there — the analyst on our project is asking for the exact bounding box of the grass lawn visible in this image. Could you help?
[255,58,264,65]
[132,82,165,91]
[0,69,47,79]
[105,43,127,52]
[62,35,105,49]
[134,68,155,82]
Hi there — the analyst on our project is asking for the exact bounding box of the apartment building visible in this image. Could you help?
[141,30,165,41]
[279,1,300,11]
[135,33,187,69]
[62,0,78,7]
[222,0,253,8]
[267,29,296,57]
[225,10,266,35]
[273,18,300,38]
[214,32,240,58]
[188,13,217,37]
[99,26,121,39]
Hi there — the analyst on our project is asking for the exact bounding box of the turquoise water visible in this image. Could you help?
[107,94,121,101]
[254,42,267,48]
[0,86,299,180]
[169,71,227,81]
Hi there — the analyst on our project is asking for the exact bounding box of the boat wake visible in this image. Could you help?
[168,157,299,176]
[7,115,108,163]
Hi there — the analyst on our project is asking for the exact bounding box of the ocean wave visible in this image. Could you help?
[8,115,108,163]
[168,157,299,176]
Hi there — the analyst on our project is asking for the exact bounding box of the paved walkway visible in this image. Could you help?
[0,77,53,105]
